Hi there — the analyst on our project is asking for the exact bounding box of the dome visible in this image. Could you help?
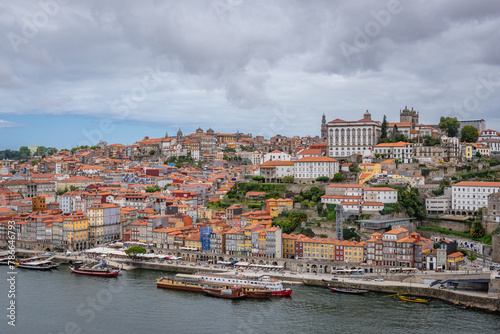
[364,109,371,119]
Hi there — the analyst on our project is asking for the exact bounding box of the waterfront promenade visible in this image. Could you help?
[16,249,500,311]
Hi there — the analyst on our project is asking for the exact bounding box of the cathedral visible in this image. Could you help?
[400,106,419,130]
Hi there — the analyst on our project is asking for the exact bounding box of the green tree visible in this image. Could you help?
[423,136,440,146]
[476,151,482,158]
[251,175,265,182]
[439,117,460,137]
[56,187,69,196]
[146,186,161,192]
[478,207,484,218]
[125,246,147,257]
[470,220,485,238]
[332,173,343,182]
[37,146,47,156]
[466,251,478,262]
[461,125,479,143]
[149,150,156,155]
[69,185,78,191]
[19,146,31,159]
[282,176,294,183]
[301,228,315,238]
[391,124,400,141]
[380,115,388,141]
[273,220,296,234]
[315,176,329,182]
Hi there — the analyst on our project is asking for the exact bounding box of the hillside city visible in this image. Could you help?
[1,107,500,273]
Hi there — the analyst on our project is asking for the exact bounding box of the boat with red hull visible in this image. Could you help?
[156,274,272,299]
[203,286,247,300]
[196,273,292,297]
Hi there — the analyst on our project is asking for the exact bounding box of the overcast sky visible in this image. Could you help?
[1,0,500,149]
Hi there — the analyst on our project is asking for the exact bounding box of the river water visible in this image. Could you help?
[1,266,499,334]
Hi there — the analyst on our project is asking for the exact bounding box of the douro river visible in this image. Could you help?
[1,266,499,333]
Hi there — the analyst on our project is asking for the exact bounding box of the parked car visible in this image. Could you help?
[44,252,53,256]
[374,278,384,282]
[331,277,339,281]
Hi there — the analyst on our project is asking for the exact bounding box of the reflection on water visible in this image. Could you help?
[0,266,499,334]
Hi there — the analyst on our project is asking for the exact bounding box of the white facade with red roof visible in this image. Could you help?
[326,110,381,159]
[293,156,339,182]
[260,150,292,164]
[452,181,500,212]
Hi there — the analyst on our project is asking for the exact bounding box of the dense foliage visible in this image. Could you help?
[438,116,460,137]
[423,136,441,146]
[460,125,479,143]
[125,246,147,256]
[470,220,485,238]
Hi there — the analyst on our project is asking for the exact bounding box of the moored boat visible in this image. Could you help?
[203,286,247,300]
[197,273,292,297]
[69,261,121,277]
[15,256,60,271]
[328,286,368,294]
[398,294,429,303]
[16,263,53,270]
[156,274,272,299]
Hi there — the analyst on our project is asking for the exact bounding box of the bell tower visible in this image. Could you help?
[321,114,327,138]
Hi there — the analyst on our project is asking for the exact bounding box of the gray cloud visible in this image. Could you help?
[1,0,500,140]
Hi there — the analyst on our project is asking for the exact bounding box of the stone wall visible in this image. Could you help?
[303,280,500,311]
[485,221,500,235]
[420,220,471,233]
[492,234,500,263]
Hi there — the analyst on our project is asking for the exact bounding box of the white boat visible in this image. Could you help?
[196,273,292,297]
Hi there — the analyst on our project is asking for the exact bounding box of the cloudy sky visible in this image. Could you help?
[1,0,500,149]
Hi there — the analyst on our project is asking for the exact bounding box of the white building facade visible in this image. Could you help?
[373,142,414,163]
[326,111,381,159]
[451,181,500,213]
[294,157,339,183]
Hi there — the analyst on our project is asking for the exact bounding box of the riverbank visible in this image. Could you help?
[302,277,500,312]
[17,251,500,312]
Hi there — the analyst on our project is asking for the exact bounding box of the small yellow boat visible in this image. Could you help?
[398,294,429,303]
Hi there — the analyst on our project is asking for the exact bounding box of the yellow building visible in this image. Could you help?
[358,163,381,184]
[184,233,201,250]
[301,237,336,260]
[447,251,464,270]
[463,144,473,160]
[266,198,293,217]
[343,241,365,263]
[56,176,96,190]
[87,203,121,246]
[241,211,274,228]
[282,234,298,258]
[63,212,89,249]
[391,172,411,183]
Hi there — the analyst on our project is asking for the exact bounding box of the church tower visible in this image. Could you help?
[321,114,327,138]
[177,129,183,143]
[364,109,372,120]
[400,106,419,129]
